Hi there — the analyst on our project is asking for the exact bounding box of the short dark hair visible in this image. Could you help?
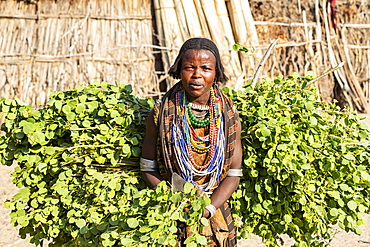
[168,38,229,83]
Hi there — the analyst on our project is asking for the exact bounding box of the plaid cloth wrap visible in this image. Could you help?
[153,82,240,246]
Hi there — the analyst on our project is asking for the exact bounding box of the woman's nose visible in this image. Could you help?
[192,68,201,77]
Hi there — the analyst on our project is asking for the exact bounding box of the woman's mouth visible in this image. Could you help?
[189,83,203,90]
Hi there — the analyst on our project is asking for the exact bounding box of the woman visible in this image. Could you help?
[141,38,242,246]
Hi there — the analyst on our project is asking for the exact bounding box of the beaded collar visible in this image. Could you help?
[189,102,209,111]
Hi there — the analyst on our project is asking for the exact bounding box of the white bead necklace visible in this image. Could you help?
[189,102,209,111]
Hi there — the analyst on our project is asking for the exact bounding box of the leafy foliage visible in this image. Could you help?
[0,82,209,247]
[232,44,255,55]
[224,73,370,246]
[1,76,370,246]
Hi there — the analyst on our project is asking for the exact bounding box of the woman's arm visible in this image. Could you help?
[141,110,165,188]
[204,121,243,218]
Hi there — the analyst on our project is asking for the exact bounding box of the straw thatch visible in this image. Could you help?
[152,0,260,90]
[0,0,369,113]
[249,0,370,112]
[0,0,156,107]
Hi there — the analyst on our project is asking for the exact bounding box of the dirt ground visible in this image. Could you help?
[1,115,370,247]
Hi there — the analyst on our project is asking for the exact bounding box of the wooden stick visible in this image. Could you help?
[251,38,279,87]
[322,0,354,109]
[338,23,370,28]
[253,21,316,27]
[308,61,345,85]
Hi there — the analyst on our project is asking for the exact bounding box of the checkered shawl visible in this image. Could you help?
[154,82,240,183]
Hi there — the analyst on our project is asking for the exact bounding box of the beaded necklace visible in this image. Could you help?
[186,104,209,128]
[193,111,208,118]
[172,87,225,192]
[189,102,209,111]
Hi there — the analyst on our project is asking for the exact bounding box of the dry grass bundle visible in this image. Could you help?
[0,0,156,107]
[249,0,370,112]
[153,0,262,90]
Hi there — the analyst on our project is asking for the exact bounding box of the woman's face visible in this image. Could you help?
[180,49,217,103]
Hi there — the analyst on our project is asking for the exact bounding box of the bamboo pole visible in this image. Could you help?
[173,0,188,40]
[192,0,210,38]
[214,0,245,89]
[227,0,247,46]
[198,0,242,89]
[178,0,202,38]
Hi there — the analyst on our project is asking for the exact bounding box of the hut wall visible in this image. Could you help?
[0,0,369,113]
[0,0,155,107]
[249,0,370,112]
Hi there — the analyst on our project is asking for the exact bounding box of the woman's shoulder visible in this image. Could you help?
[152,99,162,126]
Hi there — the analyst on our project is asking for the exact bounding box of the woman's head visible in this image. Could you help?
[168,38,228,83]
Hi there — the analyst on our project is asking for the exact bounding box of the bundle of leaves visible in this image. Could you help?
[0,82,210,247]
[225,73,370,246]
[1,75,370,247]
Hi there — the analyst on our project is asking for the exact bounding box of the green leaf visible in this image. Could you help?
[139,225,152,233]
[339,184,349,191]
[200,217,209,226]
[76,219,86,228]
[329,208,338,217]
[66,112,76,121]
[196,235,208,245]
[261,126,271,137]
[252,203,263,215]
[33,132,46,144]
[120,238,133,246]
[283,214,292,223]
[18,216,29,227]
[75,103,86,114]
[347,201,357,211]
[126,218,138,228]
[21,121,34,134]
[62,105,71,114]
[232,44,241,51]
[258,96,265,106]
[38,163,48,173]
[301,165,311,169]
[7,112,17,119]
[310,116,317,126]
[122,144,131,155]
[183,182,193,194]
[343,154,356,161]
[54,100,63,110]
[305,102,314,110]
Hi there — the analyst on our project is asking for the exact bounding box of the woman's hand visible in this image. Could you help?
[203,208,211,219]
[183,207,210,219]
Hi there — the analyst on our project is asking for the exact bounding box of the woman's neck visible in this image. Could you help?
[184,91,211,106]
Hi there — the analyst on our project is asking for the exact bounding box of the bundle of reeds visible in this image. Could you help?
[152,0,262,90]
[249,0,370,112]
[0,0,156,107]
